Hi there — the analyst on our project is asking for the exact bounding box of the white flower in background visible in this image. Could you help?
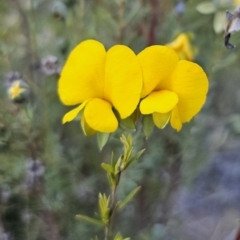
[40,55,61,76]
[196,0,240,33]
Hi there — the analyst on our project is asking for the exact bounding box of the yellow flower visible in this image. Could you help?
[166,34,194,61]
[8,80,26,100]
[58,40,142,134]
[138,45,208,131]
[234,0,240,6]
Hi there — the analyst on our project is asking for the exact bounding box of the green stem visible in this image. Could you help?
[104,171,121,240]
[105,224,110,240]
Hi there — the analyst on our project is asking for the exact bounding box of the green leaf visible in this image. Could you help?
[117,186,141,211]
[125,146,133,163]
[120,134,133,164]
[75,214,104,227]
[120,134,131,150]
[143,115,154,138]
[97,133,110,150]
[110,152,115,167]
[98,193,110,223]
[125,149,145,169]
[107,172,115,187]
[114,110,136,130]
[115,155,124,173]
[120,116,135,129]
[81,116,97,136]
[213,11,226,34]
[114,232,130,240]
[196,2,216,14]
[91,236,99,240]
[130,107,140,123]
[101,163,114,174]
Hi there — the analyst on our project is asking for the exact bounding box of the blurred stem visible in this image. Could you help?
[29,0,39,55]
[104,171,121,240]
[12,0,38,82]
[78,0,85,35]
[117,0,125,43]
[148,0,159,45]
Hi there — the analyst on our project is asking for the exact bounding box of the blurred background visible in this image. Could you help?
[1,0,240,239]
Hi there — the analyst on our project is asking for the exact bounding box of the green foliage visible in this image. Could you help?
[101,135,145,188]
[116,186,141,211]
[75,214,104,227]
[98,193,110,225]
[97,133,110,150]
[78,135,144,239]
[142,115,155,138]
[1,0,240,239]
[114,232,130,240]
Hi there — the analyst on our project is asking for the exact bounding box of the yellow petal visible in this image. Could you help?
[8,81,26,99]
[137,45,179,98]
[84,98,118,133]
[167,34,184,51]
[140,90,178,114]
[104,45,142,119]
[167,33,193,61]
[58,40,106,105]
[234,0,240,6]
[62,99,90,124]
[152,112,170,129]
[170,106,182,131]
[167,34,193,61]
[158,60,208,123]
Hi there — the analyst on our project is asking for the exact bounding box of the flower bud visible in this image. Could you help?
[40,55,61,76]
[7,79,29,103]
[5,72,29,103]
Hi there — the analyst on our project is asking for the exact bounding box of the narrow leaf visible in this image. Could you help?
[125,149,145,169]
[101,163,114,174]
[117,186,141,210]
[107,173,114,187]
[75,214,104,227]
[81,116,97,136]
[125,147,133,165]
[130,107,140,123]
[91,236,99,240]
[114,233,123,240]
[143,115,154,138]
[115,155,123,173]
[97,133,110,150]
[110,152,115,167]
[114,233,131,240]
[120,117,135,129]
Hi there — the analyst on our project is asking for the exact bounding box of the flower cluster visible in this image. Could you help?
[58,39,208,135]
